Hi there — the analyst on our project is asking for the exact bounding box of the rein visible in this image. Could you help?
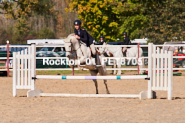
[65,40,84,57]
[65,42,80,53]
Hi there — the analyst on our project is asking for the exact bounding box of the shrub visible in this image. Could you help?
[37,27,55,39]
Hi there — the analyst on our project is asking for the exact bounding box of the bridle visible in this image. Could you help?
[65,39,85,59]
[65,40,81,54]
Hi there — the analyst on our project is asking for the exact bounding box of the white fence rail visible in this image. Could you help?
[1,43,185,71]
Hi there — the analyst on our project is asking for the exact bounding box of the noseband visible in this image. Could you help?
[65,42,75,54]
[65,41,80,54]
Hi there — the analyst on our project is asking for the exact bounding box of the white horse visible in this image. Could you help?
[64,33,110,94]
[97,43,123,75]
[97,43,144,75]
[126,46,144,74]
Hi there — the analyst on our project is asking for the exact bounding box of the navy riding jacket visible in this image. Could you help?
[99,40,106,45]
[123,37,130,45]
[74,28,94,47]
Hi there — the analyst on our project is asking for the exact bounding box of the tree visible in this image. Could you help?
[67,0,123,41]
[55,0,77,37]
[115,0,149,40]
[0,0,55,19]
[140,0,185,43]
[0,0,57,43]
[67,0,153,42]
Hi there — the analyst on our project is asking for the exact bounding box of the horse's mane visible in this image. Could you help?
[65,33,77,43]
[67,33,75,37]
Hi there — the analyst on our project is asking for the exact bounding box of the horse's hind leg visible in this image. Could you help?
[92,79,98,94]
[113,59,117,74]
[98,67,110,94]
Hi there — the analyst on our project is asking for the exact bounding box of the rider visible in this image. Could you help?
[99,35,106,45]
[74,20,97,64]
[122,32,130,54]
[123,32,130,45]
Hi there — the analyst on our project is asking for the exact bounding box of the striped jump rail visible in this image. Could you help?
[33,75,149,80]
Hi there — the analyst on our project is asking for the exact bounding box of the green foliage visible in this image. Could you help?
[116,1,149,40]
[6,26,28,44]
[0,26,55,44]
[0,0,55,19]
[140,0,185,44]
[1,26,36,44]
[68,0,123,42]
[15,17,29,36]
[68,0,185,43]
[1,0,185,44]
[1,26,25,44]
[0,0,56,43]
[67,0,151,42]
[37,27,55,39]
[0,28,8,45]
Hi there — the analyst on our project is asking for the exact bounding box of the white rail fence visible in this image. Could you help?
[12,43,173,100]
[1,43,185,71]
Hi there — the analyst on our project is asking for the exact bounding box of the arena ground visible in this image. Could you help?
[1,72,185,122]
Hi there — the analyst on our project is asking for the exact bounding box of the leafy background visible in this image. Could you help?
[0,0,185,44]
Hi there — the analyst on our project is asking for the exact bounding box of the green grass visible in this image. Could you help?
[36,70,90,75]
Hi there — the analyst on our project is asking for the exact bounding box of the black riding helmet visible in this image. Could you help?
[100,35,104,38]
[74,20,81,25]
[123,32,127,36]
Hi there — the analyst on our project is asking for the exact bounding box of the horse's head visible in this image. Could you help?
[97,42,108,55]
[64,33,79,59]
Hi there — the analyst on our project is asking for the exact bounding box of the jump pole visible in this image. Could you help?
[33,75,149,80]
[29,74,149,99]
[39,93,144,98]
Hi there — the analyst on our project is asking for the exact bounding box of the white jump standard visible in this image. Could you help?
[13,43,173,100]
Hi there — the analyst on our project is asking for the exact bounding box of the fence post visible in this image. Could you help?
[148,43,153,99]
[31,44,36,90]
[6,40,9,77]
[13,52,17,97]
[137,43,140,75]
[168,51,173,100]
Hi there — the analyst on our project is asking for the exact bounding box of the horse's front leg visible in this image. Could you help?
[104,80,110,94]
[117,58,121,75]
[90,70,99,94]
[113,59,117,74]
[93,79,98,94]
